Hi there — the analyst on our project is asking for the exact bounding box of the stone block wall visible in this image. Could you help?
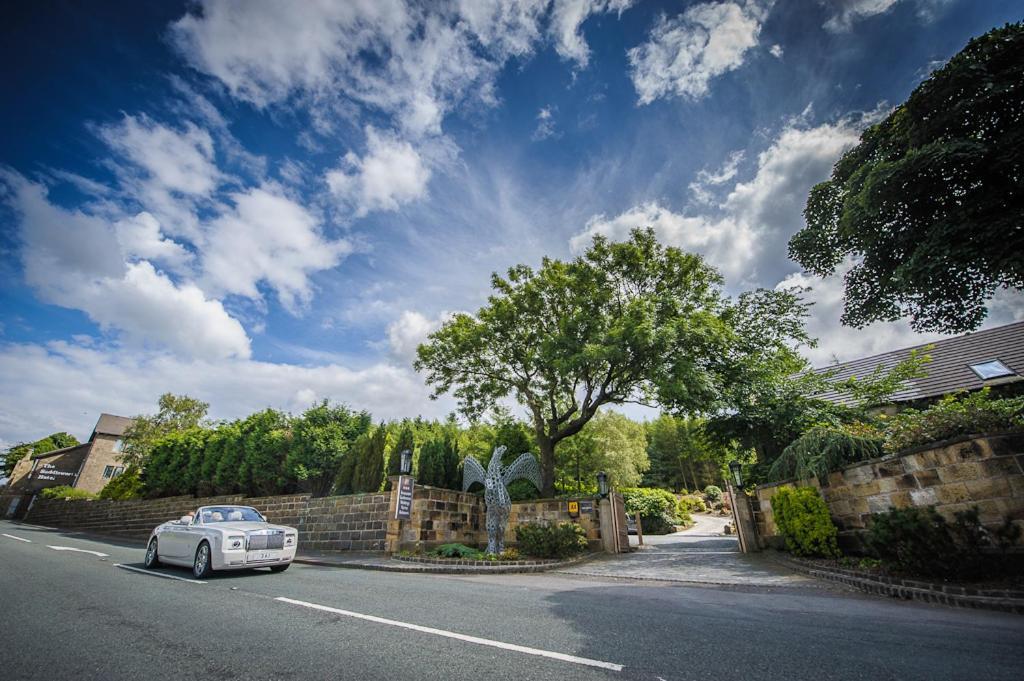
[506,498,601,544]
[388,484,486,551]
[754,433,1024,549]
[26,491,391,552]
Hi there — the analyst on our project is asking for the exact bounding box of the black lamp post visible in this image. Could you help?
[596,471,609,498]
[728,460,743,488]
[400,449,412,476]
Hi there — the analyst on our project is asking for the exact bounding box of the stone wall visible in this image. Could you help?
[23,484,612,554]
[26,491,391,552]
[754,433,1024,550]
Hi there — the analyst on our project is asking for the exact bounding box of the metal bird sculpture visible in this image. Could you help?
[463,445,542,554]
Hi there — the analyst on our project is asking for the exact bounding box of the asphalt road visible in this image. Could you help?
[2,520,1023,681]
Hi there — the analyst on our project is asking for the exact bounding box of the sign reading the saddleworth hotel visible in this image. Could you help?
[395,475,414,520]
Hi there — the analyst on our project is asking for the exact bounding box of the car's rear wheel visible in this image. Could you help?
[144,538,161,569]
[269,563,290,573]
[193,541,213,579]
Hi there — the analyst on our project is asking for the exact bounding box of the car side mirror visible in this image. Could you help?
[180,515,193,524]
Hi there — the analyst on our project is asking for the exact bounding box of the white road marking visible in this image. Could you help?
[114,564,206,584]
[46,545,109,558]
[17,523,56,530]
[2,533,32,543]
[275,596,624,672]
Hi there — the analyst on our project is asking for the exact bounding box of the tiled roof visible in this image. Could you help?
[813,321,1024,406]
[92,413,134,438]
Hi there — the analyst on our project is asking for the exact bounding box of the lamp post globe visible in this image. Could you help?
[597,471,609,498]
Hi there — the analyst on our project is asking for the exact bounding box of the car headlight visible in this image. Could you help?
[285,534,296,547]
[226,535,244,550]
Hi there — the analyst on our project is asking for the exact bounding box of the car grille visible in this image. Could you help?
[247,532,284,550]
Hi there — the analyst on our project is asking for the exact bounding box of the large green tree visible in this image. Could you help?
[121,393,209,467]
[287,401,371,496]
[789,23,1023,334]
[556,411,649,493]
[416,229,809,496]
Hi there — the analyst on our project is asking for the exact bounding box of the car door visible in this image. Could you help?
[158,521,189,560]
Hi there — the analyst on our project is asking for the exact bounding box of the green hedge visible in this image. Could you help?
[771,486,839,557]
[39,486,97,500]
[621,487,678,534]
[515,522,588,558]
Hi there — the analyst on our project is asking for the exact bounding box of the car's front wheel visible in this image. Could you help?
[193,541,213,579]
[144,538,161,569]
[269,563,290,573]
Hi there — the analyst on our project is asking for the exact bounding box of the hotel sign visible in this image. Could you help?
[395,475,415,520]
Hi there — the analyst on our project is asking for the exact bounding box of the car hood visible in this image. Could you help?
[210,521,294,533]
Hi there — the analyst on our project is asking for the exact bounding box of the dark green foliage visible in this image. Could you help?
[145,427,210,498]
[495,419,540,500]
[789,23,1024,333]
[121,393,209,467]
[417,228,811,496]
[387,425,415,478]
[431,543,483,559]
[621,487,678,534]
[703,485,722,503]
[865,505,1004,579]
[883,389,1024,452]
[98,466,143,500]
[349,426,387,494]
[417,437,460,490]
[236,409,292,496]
[287,401,372,497]
[40,486,96,500]
[772,487,840,558]
[515,522,588,558]
[768,428,884,483]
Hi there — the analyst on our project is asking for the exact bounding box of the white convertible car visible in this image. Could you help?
[144,505,298,578]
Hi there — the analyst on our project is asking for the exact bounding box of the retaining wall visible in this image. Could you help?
[754,433,1024,550]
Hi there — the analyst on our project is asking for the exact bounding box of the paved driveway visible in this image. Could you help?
[556,514,816,587]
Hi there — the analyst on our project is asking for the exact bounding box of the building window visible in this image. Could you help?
[114,438,124,452]
[102,465,124,479]
[969,359,1015,380]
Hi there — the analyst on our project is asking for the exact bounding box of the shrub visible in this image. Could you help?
[703,485,722,503]
[40,486,96,501]
[676,495,707,517]
[768,428,884,483]
[865,506,997,579]
[98,466,144,500]
[515,522,588,558]
[771,486,839,557]
[883,389,1024,452]
[621,487,678,534]
[431,543,484,560]
[498,548,520,561]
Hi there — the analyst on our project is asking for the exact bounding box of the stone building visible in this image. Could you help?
[1,413,133,518]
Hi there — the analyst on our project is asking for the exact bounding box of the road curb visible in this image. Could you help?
[775,556,1024,614]
[293,552,594,574]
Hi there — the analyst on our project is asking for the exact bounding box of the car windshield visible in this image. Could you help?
[198,506,264,524]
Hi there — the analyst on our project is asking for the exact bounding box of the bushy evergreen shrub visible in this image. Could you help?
[865,505,999,579]
[621,487,678,534]
[771,486,840,557]
[98,466,143,500]
[703,485,723,503]
[515,522,588,558]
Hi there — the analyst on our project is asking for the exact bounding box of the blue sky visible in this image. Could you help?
[1,0,1021,445]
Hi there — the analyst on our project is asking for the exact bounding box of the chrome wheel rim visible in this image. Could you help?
[146,540,157,565]
[195,545,209,575]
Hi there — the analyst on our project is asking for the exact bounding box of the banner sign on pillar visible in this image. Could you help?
[395,475,414,520]
[579,500,594,515]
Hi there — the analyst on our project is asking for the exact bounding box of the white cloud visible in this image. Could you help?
[688,150,744,205]
[97,114,222,239]
[572,113,866,283]
[114,212,192,269]
[629,1,770,104]
[201,184,350,313]
[821,0,949,32]
[386,310,456,365]
[549,0,635,67]
[326,128,432,217]
[769,43,783,58]
[532,106,559,141]
[170,1,634,138]
[0,339,455,445]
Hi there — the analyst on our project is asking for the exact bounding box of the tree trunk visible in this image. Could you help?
[537,436,556,497]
